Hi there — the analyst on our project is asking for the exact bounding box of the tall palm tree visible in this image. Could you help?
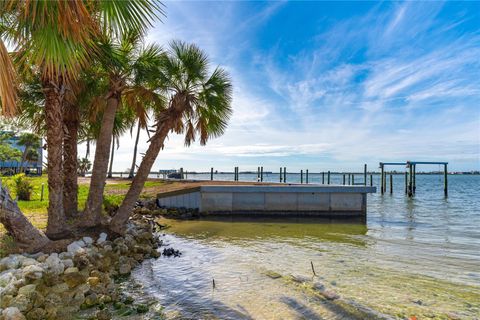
[0,0,162,245]
[83,33,164,227]
[110,41,233,234]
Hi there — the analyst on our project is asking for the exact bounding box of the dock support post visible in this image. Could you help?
[413,164,416,194]
[284,167,287,183]
[444,164,448,197]
[390,174,393,194]
[380,164,384,194]
[352,174,355,185]
[301,170,303,184]
[364,164,367,186]
[348,174,351,185]
[405,171,408,194]
[261,167,263,182]
[343,174,346,185]
[327,171,331,184]
[280,167,283,182]
[370,174,373,186]
[180,168,184,180]
[306,170,309,184]
[322,172,325,184]
[211,168,214,180]
[408,164,413,197]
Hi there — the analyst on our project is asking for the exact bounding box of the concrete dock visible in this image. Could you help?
[157,185,376,217]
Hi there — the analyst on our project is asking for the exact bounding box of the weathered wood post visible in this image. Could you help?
[301,170,303,184]
[211,168,214,180]
[444,163,448,197]
[364,164,367,186]
[306,170,309,184]
[180,167,184,180]
[413,164,416,194]
[390,174,393,194]
[343,174,346,185]
[380,164,384,194]
[261,166,264,182]
[40,183,44,201]
[327,171,331,184]
[348,174,351,185]
[322,172,325,184]
[352,174,355,185]
[280,167,283,182]
[405,171,408,194]
[234,167,237,181]
[283,167,287,183]
[408,163,413,197]
[370,174,373,186]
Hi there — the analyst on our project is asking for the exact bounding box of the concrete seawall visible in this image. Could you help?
[157,185,376,218]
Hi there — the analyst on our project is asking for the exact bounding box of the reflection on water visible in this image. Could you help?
[130,175,480,319]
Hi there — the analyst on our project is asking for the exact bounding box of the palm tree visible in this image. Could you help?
[77,158,92,177]
[110,41,233,234]
[0,0,162,246]
[16,132,41,173]
[83,32,164,227]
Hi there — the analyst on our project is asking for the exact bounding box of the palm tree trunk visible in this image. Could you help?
[0,184,50,252]
[86,139,90,159]
[63,106,79,217]
[83,94,119,226]
[42,79,69,239]
[128,121,141,179]
[110,125,170,234]
[108,137,115,178]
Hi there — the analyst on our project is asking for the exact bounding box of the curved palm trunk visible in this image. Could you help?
[43,80,69,239]
[83,94,120,226]
[63,106,79,217]
[107,138,115,178]
[0,184,50,252]
[110,125,170,234]
[128,121,141,179]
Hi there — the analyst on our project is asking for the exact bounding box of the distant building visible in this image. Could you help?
[0,132,43,175]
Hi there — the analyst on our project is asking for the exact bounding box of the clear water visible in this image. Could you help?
[130,175,480,319]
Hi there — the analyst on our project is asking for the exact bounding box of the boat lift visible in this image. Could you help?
[379,161,448,197]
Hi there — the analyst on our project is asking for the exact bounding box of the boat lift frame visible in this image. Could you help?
[379,161,448,197]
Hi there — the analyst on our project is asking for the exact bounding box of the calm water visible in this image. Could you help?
[130,175,480,319]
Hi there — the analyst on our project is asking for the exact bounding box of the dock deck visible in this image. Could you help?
[157,184,376,217]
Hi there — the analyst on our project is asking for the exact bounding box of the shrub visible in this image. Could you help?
[14,175,34,201]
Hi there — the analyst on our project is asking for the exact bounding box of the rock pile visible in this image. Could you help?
[0,217,161,320]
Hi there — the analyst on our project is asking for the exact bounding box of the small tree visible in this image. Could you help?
[77,158,92,177]
[17,132,41,173]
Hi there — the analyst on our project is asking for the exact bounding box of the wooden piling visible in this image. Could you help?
[280,167,283,182]
[413,164,416,194]
[306,170,309,184]
[327,171,331,184]
[352,174,355,185]
[343,174,346,185]
[322,172,325,184]
[300,170,303,184]
[370,174,373,186]
[211,167,214,180]
[283,167,287,183]
[408,164,413,197]
[380,164,384,194]
[405,171,408,194]
[444,164,448,197]
[180,168,184,180]
[390,174,393,194]
[261,167,264,182]
[364,164,367,186]
[348,174,351,185]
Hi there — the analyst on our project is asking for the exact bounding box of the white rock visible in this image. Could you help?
[22,265,43,280]
[97,233,108,244]
[2,307,26,320]
[67,240,87,254]
[59,252,73,260]
[20,258,38,268]
[62,259,74,268]
[82,237,94,245]
[0,256,21,270]
[45,253,64,276]
[0,271,15,287]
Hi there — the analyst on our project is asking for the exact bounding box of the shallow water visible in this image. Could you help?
[131,175,480,319]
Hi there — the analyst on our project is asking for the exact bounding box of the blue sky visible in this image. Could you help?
[86,1,480,172]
